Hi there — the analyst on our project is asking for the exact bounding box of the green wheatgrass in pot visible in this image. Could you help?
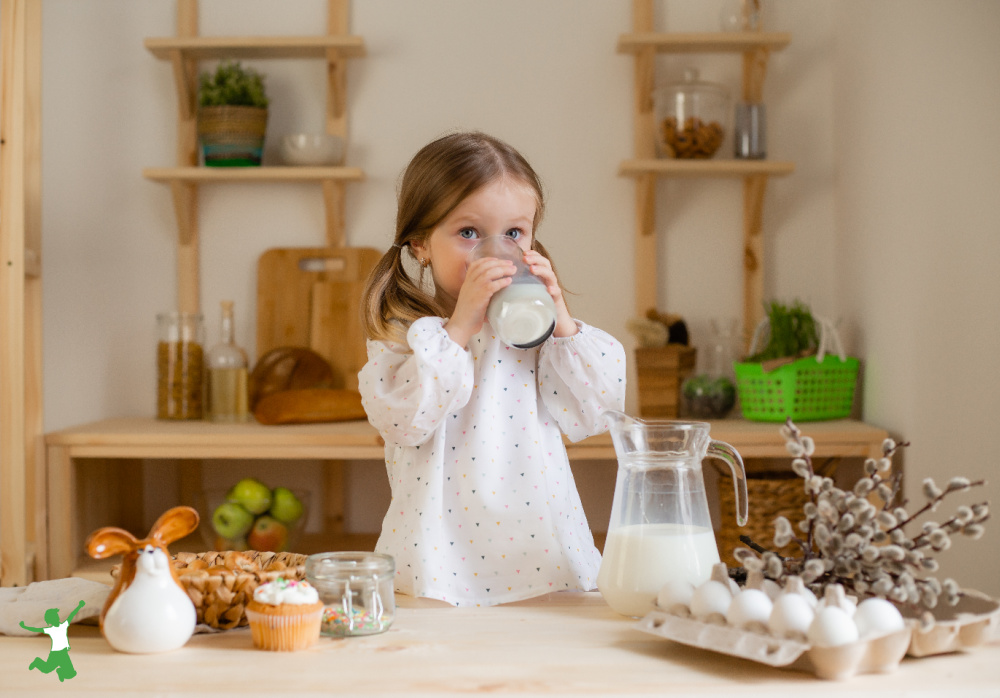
[746,300,819,362]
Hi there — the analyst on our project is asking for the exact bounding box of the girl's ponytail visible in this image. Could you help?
[361,243,439,343]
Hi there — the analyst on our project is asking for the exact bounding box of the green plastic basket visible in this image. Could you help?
[734,354,860,422]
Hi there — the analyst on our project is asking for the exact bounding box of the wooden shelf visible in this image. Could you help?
[617,31,791,55]
[143,166,365,183]
[619,159,795,178]
[620,3,793,347]
[144,34,365,60]
[44,417,615,461]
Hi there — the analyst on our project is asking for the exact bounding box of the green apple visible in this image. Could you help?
[246,515,289,552]
[269,486,304,524]
[211,501,254,540]
[226,477,272,515]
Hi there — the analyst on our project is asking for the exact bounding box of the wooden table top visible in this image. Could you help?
[2,592,996,696]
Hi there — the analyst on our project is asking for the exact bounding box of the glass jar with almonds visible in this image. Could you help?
[653,69,730,159]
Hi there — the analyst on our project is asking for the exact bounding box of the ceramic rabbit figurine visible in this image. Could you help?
[85,505,199,653]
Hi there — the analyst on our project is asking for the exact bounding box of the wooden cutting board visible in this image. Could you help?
[256,246,382,391]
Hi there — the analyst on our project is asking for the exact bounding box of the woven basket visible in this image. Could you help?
[112,550,307,630]
[197,105,268,166]
[735,315,859,422]
[714,470,810,567]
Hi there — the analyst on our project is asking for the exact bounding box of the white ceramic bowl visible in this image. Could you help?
[280,134,345,166]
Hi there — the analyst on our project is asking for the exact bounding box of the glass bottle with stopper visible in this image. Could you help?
[206,300,250,422]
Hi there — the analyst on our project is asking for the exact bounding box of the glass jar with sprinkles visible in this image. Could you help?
[305,552,395,637]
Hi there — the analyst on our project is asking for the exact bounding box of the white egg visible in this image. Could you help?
[726,588,773,631]
[807,606,860,647]
[657,579,695,614]
[769,592,815,640]
[853,598,905,637]
[690,580,732,622]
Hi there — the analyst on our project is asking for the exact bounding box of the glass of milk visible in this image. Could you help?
[468,236,556,349]
[597,411,748,617]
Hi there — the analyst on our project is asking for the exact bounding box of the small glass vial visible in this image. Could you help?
[157,312,205,420]
[306,552,395,637]
[734,102,766,159]
[205,300,250,422]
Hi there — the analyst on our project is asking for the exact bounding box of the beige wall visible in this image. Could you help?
[833,0,1000,595]
[39,1,999,595]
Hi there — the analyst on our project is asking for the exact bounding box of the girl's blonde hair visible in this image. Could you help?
[361,131,553,343]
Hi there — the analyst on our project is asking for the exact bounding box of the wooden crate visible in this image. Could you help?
[634,345,697,418]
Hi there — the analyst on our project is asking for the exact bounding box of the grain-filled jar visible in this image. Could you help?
[156,312,205,420]
[653,68,730,159]
[306,552,395,636]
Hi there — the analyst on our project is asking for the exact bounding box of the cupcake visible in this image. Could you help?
[245,577,323,651]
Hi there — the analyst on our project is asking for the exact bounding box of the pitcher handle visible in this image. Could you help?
[707,439,748,527]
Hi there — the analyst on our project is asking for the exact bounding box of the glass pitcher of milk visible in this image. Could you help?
[597,411,748,617]
[468,236,556,349]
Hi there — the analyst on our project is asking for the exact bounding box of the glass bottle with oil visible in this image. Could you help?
[206,300,250,422]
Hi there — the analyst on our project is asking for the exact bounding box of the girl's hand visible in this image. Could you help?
[523,250,578,338]
[445,257,515,347]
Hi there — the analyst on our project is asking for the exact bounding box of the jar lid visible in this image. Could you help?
[663,68,728,97]
[306,551,395,580]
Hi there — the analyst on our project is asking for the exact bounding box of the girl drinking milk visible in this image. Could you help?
[359,131,626,606]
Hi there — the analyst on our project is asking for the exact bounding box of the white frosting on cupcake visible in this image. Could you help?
[253,577,319,606]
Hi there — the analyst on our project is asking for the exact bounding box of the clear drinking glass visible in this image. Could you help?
[468,236,557,349]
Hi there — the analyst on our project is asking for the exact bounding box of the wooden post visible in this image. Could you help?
[632,0,657,316]
[1,0,41,587]
[739,45,771,350]
[23,0,43,582]
[321,0,350,250]
[176,0,200,313]
[322,0,351,543]
[742,174,768,349]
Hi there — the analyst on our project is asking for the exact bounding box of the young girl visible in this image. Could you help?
[358,131,626,607]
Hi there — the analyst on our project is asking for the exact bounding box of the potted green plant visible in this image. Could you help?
[197,61,269,166]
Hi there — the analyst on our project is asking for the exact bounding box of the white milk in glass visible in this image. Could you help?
[488,281,556,348]
[597,522,720,617]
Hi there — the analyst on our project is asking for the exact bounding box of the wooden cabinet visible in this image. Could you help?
[143,0,366,314]
[45,417,889,580]
[617,0,793,347]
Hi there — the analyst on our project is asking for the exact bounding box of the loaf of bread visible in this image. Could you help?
[249,347,334,409]
[253,388,367,425]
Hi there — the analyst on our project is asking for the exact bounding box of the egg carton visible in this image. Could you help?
[636,588,1000,680]
[899,589,1000,657]
[635,610,911,681]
